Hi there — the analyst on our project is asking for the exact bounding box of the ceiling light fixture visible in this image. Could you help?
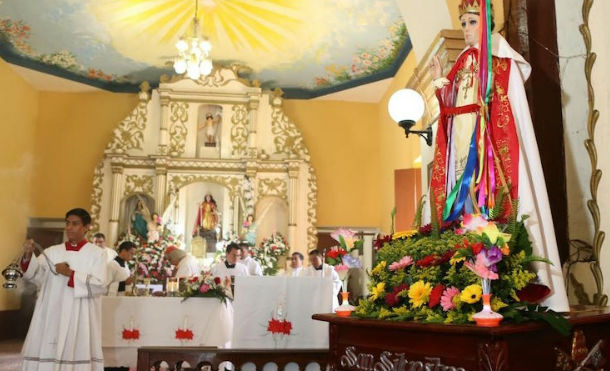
[173,0,213,80]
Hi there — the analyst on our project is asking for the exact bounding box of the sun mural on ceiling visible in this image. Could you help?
[0,0,410,98]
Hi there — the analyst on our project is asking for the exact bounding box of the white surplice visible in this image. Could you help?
[286,266,303,277]
[175,254,201,278]
[105,258,130,296]
[239,256,263,276]
[299,264,342,310]
[210,261,249,280]
[21,242,107,371]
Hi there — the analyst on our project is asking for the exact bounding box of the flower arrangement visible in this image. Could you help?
[355,213,570,334]
[253,233,290,276]
[326,228,364,266]
[117,229,181,282]
[181,272,233,304]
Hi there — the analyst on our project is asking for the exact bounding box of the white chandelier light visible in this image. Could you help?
[173,0,213,80]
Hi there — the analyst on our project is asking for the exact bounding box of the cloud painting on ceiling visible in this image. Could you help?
[0,0,410,98]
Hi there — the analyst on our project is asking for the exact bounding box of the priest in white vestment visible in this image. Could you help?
[300,249,342,310]
[211,243,249,279]
[165,246,201,278]
[106,241,135,296]
[92,232,117,263]
[20,208,107,371]
[286,251,304,277]
[238,243,263,276]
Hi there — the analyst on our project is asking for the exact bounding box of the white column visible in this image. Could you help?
[154,165,167,214]
[362,234,375,296]
[287,162,299,251]
[247,98,259,157]
[108,164,124,244]
[158,96,170,155]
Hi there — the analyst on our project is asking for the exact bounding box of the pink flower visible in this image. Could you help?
[464,253,499,280]
[441,286,460,311]
[388,256,413,271]
[199,284,210,294]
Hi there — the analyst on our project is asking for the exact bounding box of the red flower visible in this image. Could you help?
[327,248,347,259]
[428,284,445,308]
[385,292,399,307]
[373,234,392,250]
[122,329,140,340]
[516,283,551,303]
[418,224,432,235]
[267,319,292,335]
[416,254,437,267]
[175,329,194,340]
[436,250,455,265]
[214,277,221,285]
[471,242,484,256]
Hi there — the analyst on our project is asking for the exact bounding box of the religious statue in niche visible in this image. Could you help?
[130,199,149,240]
[197,106,222,154]
[193,194,219,251]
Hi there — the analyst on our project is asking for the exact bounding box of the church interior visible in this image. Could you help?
[0,0,609,370]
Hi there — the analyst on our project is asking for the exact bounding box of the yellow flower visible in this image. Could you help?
[392,229,417,240]
[460,284,482,304]
[370,282,386,301]
[491,296,508,312]
[408,280,432,308]
[392,305,411,317]
[450,254,466,265]
[478,223,512,244]
[371,261,386,276]
[378,308,393,319]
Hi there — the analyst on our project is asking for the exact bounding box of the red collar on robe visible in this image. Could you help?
[65,239,88,252]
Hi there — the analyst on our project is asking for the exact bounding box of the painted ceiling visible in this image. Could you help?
[0,0,410,98]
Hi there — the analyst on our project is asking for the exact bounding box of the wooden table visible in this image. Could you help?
[313,307,609,371]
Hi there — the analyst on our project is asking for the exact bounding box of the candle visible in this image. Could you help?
[183,316,188,330]
[129,316,134,331]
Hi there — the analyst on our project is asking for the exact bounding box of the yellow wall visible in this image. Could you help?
[283,100,380,227]
[0,59,38,310]
[31,91,137,217]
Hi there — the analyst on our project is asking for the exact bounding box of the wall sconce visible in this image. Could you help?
[387,89,432,146]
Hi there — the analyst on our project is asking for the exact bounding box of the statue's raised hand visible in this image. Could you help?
[428,55,443,80]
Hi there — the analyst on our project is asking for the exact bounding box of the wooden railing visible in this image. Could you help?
[137,347,328,371]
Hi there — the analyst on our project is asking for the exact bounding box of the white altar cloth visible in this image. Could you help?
[102,296,233,368]
[232,276,332,349]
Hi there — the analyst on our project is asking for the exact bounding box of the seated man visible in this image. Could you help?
[165,246,201,278]
[92,232,117,262]
[286,251,304,277]
[106,241,136,296]
[300,249,341,309]
[238,242,263,276]
[211,243,249,280]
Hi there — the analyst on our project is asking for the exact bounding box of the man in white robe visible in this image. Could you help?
[211,243,249,279]
[300,249,342,310]
[286,251,304,277]
[106,241,135,296]
[165,246,201,278]
[20,208,107,371]
[92,232,117,263]
[238,243,263,276]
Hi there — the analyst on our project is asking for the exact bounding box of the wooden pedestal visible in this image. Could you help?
[313,307,609,371]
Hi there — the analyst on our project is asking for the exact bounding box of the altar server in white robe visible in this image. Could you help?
[20,208,107,371]
[211,243,249,279]
[165,246,201,278]
[300,249,342,310]
[92,232,117,263]
[286,251,304,277]
[238,243,263,276]
[106,241,135,296]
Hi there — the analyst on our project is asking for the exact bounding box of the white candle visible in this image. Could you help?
[129,316,134,331]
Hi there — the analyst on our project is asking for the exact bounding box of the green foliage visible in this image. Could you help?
[489,187,506,220]
[412,195,427,230]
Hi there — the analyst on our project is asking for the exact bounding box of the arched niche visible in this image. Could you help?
[120,193,155,238]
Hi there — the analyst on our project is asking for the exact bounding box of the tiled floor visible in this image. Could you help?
[0,339,22,371]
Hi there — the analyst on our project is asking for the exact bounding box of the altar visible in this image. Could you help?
[102,276,333,369]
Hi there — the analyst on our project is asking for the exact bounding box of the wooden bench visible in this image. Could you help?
[137,347,328,371]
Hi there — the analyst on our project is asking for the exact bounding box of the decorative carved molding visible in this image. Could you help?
[168,174,243,200]
[270,96,310,160]
[258,178,288,201]
[569,0,607,306]
[477,341,507,371]
[230,104,249,156]
[89,161,105,234]
[306,166,319,250]
[169,101,189,156]
[160,64,258,89]
[105,85,150,154]
[124,175,154,197]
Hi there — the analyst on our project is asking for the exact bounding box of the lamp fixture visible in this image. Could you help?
[387,88,432,146]
[173,0,213,80]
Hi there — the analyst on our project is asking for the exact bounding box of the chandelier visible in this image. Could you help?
[173,0,213,80]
